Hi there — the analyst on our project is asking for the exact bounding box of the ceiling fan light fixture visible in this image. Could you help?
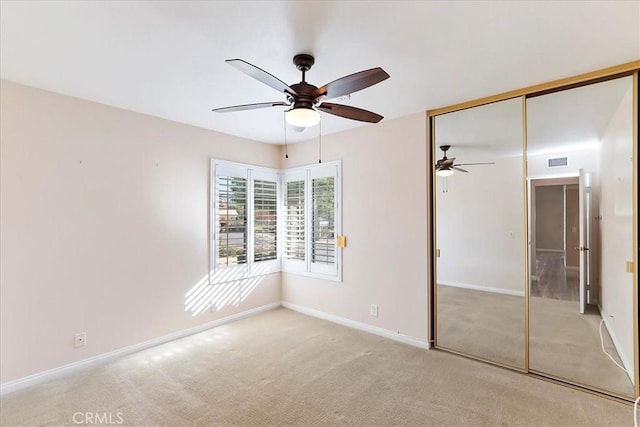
[436,169,454,177]
[285,107,321,127]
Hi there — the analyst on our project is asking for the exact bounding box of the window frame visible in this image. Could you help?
[281,170,308,275]
[210,159,341,283]
[281,160,342,282]
[210,160,281,284]
[251,169,281,273]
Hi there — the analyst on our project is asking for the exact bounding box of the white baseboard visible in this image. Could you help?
[565,266,579,272]
[281,301,429,349]
[601,316,634,386]
[438,281,525,297]
[536,248,564,253]
[0,302,281,396]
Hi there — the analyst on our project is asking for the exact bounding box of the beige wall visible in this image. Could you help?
[280,113,428,341]
[0,81,282,383]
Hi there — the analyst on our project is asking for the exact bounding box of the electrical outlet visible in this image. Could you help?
[370,304,378,317]
[74,332,86,348]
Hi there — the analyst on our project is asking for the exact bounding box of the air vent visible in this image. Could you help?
[548,157,568,168]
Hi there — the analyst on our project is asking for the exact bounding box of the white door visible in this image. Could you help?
[578,169,592,314]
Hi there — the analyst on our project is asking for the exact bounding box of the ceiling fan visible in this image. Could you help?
[435,145,495,177]
[212,54,389,127]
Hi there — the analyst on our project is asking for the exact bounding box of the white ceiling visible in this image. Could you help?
[1,1,638,144]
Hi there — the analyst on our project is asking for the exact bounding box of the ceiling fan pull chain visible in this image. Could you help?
[318,119,322,164]
[283,111,289,159]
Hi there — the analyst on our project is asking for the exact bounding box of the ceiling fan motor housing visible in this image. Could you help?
[289,82,318,110]
[290,54,318,110]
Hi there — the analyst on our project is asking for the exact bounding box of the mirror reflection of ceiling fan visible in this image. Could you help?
[435,145,496,176]
[212,54,390,128]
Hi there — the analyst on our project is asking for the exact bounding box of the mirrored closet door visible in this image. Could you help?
[430,62,639,402]
[434,97,526,369]
[527,75,636,398]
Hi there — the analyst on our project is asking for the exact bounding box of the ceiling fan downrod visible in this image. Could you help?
[293,54,315,83]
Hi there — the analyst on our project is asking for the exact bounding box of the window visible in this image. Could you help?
[284,177,305,262]
[312,176,335,264]
[308,164,340,277]
[253,179,278,262]
[283,161,341,280]
[211,159,341,282]
[211,161,280,280]
[217,175,247,267]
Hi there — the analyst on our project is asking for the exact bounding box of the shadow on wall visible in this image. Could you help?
[184,263,273,316]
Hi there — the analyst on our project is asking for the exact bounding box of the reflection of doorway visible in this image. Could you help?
[530,176,581,303]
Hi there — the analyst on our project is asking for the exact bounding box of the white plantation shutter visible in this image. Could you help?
[309,164,339,276]
[285,179,305,261]
[312,177,335,264]
[253,179,278,262]
[282,171,307,273]
[215,167,248,268]
[212,161,280,276]
[211,159,340,282]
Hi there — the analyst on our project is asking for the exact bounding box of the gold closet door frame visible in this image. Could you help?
[426,61,640,403]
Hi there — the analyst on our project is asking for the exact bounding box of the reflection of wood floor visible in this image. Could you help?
[530,251,579,301]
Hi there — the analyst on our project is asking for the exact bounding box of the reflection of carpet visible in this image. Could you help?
[437,285,525,368]
[530,296,632,397]
[437,285,633,397]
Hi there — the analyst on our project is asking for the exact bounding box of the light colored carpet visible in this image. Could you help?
[437,285,633,398]
[0,307,632,426]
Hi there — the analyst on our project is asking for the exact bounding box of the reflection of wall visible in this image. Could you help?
[565,186,579,267]
[0,81,282,384]
[597,84,634,379]
[535,186,564,251]
[528,148,597,179]
[436,154,525,295]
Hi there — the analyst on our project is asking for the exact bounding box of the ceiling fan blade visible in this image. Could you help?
[313,67,390,100]
[452,167,469,173]
[454,162,496,166]
[317,103,383,123]
[226,59,297,96]
[212,101,289,113]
